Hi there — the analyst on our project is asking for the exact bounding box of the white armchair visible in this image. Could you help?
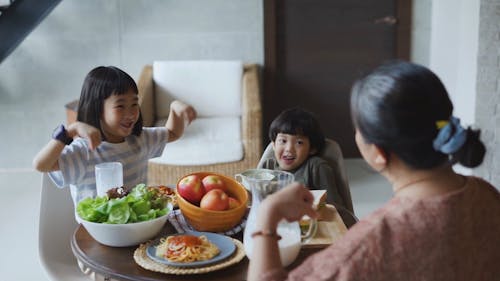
[138,61,262,185]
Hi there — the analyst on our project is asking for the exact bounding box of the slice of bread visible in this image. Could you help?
[300,190,327,224]
[310,189,327,210]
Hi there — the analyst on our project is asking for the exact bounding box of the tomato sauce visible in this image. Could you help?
[170,235,202,247]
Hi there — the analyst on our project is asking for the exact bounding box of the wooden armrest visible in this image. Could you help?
[242,64,263,158]
[137,65,155,127]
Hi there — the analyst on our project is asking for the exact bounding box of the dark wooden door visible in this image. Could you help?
[264,0,411,157]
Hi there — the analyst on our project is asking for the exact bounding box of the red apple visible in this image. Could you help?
[200,189,229,211]
[228,197,240,209]
[177,175,205,205]
[202,175,226,192]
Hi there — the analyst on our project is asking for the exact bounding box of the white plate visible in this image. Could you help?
[146,231,236,268]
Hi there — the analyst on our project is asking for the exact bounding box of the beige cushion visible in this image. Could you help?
[153,60,243,119]
[150,117,243,165]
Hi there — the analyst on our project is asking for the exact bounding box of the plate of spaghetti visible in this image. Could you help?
[146,231,236,267]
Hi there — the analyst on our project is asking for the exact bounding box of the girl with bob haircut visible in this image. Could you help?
[248,61,499,281]
[33,66,196,207]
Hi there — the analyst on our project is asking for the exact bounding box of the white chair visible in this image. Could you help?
[38,173,88,280]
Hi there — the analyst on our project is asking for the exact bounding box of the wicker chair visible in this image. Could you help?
[137,62,262,185]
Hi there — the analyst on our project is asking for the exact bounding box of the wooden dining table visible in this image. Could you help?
[71,205,357,281]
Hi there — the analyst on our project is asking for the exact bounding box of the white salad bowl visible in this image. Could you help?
[80,213,169,247]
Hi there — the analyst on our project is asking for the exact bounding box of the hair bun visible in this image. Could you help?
[452,128,486,168]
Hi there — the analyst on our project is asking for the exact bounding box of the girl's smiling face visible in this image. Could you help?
[100,89,140,143]
[272,133,314,171]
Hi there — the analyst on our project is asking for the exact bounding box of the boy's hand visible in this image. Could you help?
[68,122,102,150]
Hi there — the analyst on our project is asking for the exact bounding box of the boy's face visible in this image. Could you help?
[272,133,315,171]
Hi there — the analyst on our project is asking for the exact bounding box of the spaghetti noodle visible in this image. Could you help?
[155,235,220,262]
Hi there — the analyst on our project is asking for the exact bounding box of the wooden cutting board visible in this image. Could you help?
[303,204,348,248]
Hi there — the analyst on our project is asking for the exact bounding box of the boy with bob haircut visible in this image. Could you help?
[261,107,351,211]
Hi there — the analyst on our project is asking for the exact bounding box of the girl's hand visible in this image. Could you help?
[33,122,101,172]
[166,100,197,142]
[257,182,318,230]
[68,122,102,150]
[170,100,197,126]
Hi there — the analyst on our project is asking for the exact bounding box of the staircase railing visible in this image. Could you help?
[0,0,62,63]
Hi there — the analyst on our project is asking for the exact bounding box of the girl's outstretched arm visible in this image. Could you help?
[32,122,101,172]
[165,100,197,142]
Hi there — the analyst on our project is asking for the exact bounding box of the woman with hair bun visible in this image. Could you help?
[248,61,500,281]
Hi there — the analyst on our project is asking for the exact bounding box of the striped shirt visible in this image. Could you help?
[49,127,168,207]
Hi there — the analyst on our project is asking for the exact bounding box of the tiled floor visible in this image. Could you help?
[1,170,47,280]
[0,158,392,280]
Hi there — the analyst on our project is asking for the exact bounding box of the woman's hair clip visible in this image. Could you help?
[435,120,449,130]
[432,116,467,154]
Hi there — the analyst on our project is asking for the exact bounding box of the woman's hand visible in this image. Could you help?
[257,182,318,231]
[248,183,318,281]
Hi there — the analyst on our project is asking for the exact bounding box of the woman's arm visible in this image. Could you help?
[32,122,101,172]
[247,201,282,281]
[247,183,318,281]
[165,100,197,142]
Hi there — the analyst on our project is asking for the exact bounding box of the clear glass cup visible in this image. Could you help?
[95,162,123,197]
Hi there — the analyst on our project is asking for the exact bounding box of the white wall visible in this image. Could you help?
[475,0,500,188]
[428,0,480,127]
[410,0,432,66]
[411,0,482,175]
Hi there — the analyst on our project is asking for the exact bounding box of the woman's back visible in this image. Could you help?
[288,176,500,281]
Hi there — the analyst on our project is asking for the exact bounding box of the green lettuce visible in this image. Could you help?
[76,184,171,224]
